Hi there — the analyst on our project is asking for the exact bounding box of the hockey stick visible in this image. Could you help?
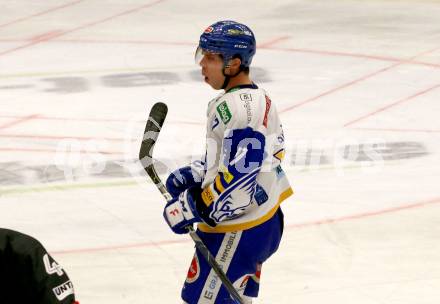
[139,102,245,304]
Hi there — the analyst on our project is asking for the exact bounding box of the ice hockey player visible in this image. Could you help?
[0,228,79,304]
[163,20,293,303]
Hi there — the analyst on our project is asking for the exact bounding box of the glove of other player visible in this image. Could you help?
[166,166,202,198]
[163,188,202,234]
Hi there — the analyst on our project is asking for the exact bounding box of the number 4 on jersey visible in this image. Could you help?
[43,253,64,276]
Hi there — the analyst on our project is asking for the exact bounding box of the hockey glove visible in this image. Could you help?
[166,165,202,198]
[163,188,202,234]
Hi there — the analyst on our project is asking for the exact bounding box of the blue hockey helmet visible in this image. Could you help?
[196,20,256,68]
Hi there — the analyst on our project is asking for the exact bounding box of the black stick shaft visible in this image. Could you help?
[139,103,244,304]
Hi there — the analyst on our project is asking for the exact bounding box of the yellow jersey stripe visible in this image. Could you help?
[215,175,225,193]
[197,187,294,233]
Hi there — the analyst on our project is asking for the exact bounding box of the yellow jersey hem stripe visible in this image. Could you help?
[197,187,293,233]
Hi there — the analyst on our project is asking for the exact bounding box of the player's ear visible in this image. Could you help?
[226,57,242,74]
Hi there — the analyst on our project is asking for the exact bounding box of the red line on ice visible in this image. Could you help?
[1,36,439,69]
[0,133,135,142]
[354,127,440,134]
[51,196,440,255]
[0,0,167,57]
[279,47,440,114]
[55,38,195,46]
[344,83,440,127]
[58,35,291,48]
[269,46,440,69]
[0,114,203,126]
[28,30,64,42]
[0,0,85,29]
[258,36,290,48]
[0,114,40,131]
[0,147,123,155]
[52,239,190,255]
[286,196,440,229]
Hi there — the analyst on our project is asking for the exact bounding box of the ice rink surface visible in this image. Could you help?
[1,0,440,303]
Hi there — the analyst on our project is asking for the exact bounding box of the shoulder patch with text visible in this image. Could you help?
[216,101,232,124]
[239,93,252,101]
[53,280,74,301]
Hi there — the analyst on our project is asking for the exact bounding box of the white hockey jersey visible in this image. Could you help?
[196,84,293,233]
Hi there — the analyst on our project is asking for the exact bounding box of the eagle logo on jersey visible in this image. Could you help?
[210,170,258,222]
[213,194,250,222]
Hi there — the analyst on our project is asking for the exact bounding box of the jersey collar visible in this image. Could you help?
[225,83,258,93]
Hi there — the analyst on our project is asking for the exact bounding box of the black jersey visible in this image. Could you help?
[0,228,78,304]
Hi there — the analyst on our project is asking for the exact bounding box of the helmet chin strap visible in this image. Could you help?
[221,63,244,90]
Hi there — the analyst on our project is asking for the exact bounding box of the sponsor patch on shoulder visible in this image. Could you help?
[239,93,252,101]
[53,280,74,301]
[222,170,234,184]
[201,187,215,206]
[216,101,232,124]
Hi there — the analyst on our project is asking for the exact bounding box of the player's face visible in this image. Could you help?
[196,48,225,90]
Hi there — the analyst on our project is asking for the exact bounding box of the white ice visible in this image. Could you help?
[0,0,439,303]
